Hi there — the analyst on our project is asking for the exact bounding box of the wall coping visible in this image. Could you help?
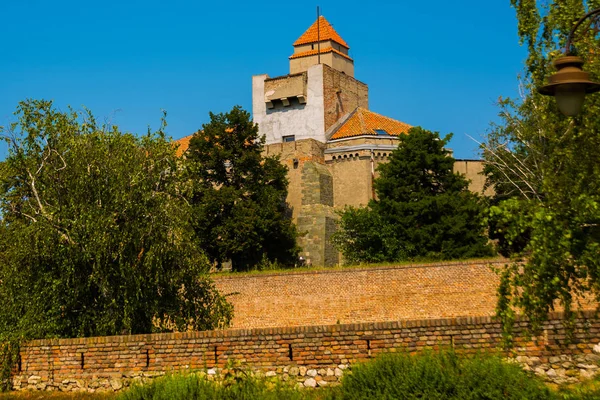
[24,309,597,348]
[212,258,509,281]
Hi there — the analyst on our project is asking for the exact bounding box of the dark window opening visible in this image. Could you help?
[283,135,296,143]
[375,129,388,136]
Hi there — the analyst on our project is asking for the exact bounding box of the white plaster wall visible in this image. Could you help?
[252,65,326,145]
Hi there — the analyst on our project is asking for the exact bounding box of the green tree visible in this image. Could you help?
[0,100,232,343]
[333,127,492,264]
[185,106,298,272]
[482,1,600,339]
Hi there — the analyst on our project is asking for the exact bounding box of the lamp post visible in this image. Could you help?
[538,8,600,116]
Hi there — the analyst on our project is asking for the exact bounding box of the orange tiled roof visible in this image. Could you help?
[330,108,412,140]
[293,16,349,48]
[289,47,353,61]
[175,135,192,157]
[174,128,237,157]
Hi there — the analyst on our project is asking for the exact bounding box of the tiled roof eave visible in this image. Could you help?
[293,38,350,49]
[289,48,353,61]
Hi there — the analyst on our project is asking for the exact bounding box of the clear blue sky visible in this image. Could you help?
[0,1,526,160]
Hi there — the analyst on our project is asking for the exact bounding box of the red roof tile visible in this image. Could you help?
[293,16,349,48]
[330,108,412,140]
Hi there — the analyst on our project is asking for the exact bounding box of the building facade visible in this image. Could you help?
[178,16,489,266]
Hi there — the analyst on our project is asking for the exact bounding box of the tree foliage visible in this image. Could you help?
[332,127,492,264]
[482,0,600,338]
[0,100,232,344]
[185,106,298,272]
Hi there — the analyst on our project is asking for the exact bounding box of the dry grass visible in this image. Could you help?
[211,257,507,278]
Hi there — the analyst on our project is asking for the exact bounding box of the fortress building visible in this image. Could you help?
[178,16,488,266]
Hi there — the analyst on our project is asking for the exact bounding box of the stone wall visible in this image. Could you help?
[296,161,338,266]
[13,312,600,392]
[214,260,503,329]
[454,159,493,196]
[264,139,326,222]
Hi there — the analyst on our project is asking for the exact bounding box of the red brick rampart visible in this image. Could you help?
[214,260,504,329]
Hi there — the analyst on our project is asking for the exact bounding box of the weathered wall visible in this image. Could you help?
[322,65,368,132]
[13,312,600,392]
[264,139,326,222]
[296,161,338,266]
[329,153,373,208]
[253,65,326,145]
[454,159,493,196]
[266,138,489,222]
[214,261,503,329]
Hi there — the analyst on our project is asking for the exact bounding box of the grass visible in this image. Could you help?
[211,257,507,278]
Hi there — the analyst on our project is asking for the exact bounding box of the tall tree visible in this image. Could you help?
[0,100,232,343]
[482,1,600,338]
[333,127,492,264]
[185,106,298,272]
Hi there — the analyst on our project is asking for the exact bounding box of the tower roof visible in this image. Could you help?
[329,108,412,140]
[293,16,349,49]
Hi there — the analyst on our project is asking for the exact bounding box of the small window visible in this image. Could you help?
[375,129,388,136]
[283,135,295,142]
[311,44,315,50]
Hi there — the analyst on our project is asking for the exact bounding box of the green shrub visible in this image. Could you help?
[556,375,600,400]
[327,350,554,400]
[116,372,311,400]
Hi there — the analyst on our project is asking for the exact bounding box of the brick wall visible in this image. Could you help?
[322,65,369,132]
[13,311,600,392]
[214,260,503,329]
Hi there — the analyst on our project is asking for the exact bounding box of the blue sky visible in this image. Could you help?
[0,1,526,160]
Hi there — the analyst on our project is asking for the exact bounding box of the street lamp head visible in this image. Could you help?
[538,56,600,116]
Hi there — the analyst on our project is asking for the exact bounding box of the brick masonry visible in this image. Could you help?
[322,65,369,132]
[13,311,600,392]
[214,260,504,329]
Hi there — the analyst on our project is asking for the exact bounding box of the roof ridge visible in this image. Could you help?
[325,107,361,140]
[357,108,371,135]
[293,16,349,48]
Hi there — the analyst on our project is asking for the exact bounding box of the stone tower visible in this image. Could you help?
[289,16,354,77]
[251,15,373,266]
[252,16,368,146]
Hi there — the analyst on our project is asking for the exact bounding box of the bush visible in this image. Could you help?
[117,372,312,400]
[327,351,553,400]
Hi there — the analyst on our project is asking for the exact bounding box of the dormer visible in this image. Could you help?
[289,16,354,77]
